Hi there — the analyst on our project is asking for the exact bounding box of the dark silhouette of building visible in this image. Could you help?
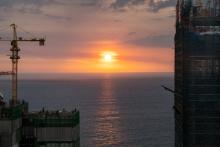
[175,0,220,146]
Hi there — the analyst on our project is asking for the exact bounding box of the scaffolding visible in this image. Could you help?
[0,103,27,147]
[175,0,220,146]
[21,110,80,147]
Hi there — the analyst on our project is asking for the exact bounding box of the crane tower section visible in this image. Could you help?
[0,24,45,105]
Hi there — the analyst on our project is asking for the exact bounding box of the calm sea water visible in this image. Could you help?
[0,73,174,147]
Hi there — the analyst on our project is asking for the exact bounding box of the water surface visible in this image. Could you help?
[0,73,174,147]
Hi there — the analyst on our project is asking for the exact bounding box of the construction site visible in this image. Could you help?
[0,24,80,147]
[0,0,220,146]
[175,0,220,146]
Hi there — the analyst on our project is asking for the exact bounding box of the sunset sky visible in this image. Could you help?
[0,0,176,73]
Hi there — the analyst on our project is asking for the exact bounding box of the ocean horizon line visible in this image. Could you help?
[0,72,174,80]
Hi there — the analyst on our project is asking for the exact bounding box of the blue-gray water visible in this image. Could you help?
[0,73,174,147]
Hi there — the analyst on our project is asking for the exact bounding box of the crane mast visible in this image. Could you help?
[0,24,45,105]
[10,24,19,105]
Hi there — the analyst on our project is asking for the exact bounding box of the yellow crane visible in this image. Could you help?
[0,24,45,105]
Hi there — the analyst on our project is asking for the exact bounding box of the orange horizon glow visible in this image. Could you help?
[0,41,173,73]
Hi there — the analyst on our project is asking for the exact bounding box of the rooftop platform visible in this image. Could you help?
[24,108,80,127]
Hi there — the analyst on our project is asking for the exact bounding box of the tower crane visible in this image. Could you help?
[0,24,45,105]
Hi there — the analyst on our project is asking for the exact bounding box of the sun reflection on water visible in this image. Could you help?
[94,75,123,146]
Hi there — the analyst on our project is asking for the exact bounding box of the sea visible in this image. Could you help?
[0,73,174,147]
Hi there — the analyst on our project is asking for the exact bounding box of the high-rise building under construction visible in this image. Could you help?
[175,0,220,146]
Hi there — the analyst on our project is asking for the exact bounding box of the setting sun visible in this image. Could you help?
[103,54,112,62]
[101,51,117,63]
